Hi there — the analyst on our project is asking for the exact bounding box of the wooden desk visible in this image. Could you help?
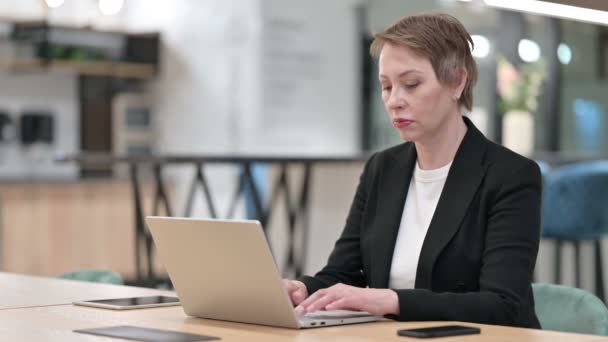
[0,272,174,309]
[0,272,606,341]
[0,305,608,341]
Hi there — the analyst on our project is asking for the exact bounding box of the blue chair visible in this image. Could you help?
[535,160,552,181]
[533,283,608,335]
[58,269,124,285]
[541,161,608,301]
[533,160,550,282]
[244,163,269,220]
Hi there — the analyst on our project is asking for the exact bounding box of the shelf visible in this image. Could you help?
[0,58,157,79]
[0,19,160,80]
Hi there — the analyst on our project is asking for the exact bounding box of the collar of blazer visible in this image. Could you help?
[373,116,490,289]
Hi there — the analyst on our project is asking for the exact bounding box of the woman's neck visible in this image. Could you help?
[415,115,467,170]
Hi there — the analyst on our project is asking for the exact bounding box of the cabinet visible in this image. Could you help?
[0,181,165,280]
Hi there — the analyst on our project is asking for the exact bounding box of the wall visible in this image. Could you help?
[0,0,84,180]
[250,0,361,155]
[124,0,361,156]
[0,72,78,179]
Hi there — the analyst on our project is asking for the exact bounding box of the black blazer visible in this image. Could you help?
[300,117,541,328]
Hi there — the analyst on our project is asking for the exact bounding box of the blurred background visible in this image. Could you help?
[0,0,607,299]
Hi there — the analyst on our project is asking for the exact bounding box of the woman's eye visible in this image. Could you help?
[381,85,392,92]
[405,83,419,89]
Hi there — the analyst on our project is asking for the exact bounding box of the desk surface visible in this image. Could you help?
[1,305,608,342]
[0,272,607,341]
[0,272,175,309]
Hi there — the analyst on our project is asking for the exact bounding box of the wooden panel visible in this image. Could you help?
[0,181,165,279]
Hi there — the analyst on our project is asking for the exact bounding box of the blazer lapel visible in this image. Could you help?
[371,143,417,289]
[415,118,488,289]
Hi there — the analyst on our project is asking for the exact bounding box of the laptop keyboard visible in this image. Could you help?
[302,310,373,320]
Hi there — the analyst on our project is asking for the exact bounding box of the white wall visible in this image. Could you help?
[0,0,127,180]
[125,0,261,155]
[249,0,361,155]
[0,72,78,179]
[0,0,45,20]
[125,0,361,156]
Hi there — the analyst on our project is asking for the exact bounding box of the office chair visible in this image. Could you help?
[533,283,608,335]
[532,160,550,283]
[58,269,123,285]
[535,160,551,180]
[541,161,608,301]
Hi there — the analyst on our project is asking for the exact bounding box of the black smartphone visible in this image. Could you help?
[397,325,481,338]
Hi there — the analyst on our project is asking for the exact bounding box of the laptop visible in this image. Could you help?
[145,216,382,329]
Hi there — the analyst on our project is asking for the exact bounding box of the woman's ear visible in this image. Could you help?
[453,67,468,100]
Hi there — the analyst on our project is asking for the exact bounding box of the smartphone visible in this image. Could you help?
[397,325,481,338]
[73,295,180,310]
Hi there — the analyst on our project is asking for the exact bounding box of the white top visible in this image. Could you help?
[388,160,452,289]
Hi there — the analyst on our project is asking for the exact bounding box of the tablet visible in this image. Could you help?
[74,325,220,341]
[73,295,180,310]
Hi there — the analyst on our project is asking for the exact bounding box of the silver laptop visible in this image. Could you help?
[145,216,381,329]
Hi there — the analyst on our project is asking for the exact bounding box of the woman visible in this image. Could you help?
[283,13,541,328]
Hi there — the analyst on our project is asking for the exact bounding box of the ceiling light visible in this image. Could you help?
[471,34,490,58]
[98,0,124,16]
[45,0,65,8]
[557,43,572,65]
[518,39,541,62]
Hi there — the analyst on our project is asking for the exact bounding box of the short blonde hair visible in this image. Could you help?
[370,13,478,111]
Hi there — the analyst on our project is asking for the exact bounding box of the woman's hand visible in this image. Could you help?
[282,279,309,305]
[294,283,399,317]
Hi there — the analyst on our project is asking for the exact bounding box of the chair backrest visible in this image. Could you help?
[533,283,608,335]
[58,269,123,285]
[535,160,551,180]
[541,161,608,240]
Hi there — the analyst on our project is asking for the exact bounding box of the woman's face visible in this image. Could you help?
[378,43,462,143]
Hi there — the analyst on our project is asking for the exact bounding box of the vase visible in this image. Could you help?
[502,110,534,156]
